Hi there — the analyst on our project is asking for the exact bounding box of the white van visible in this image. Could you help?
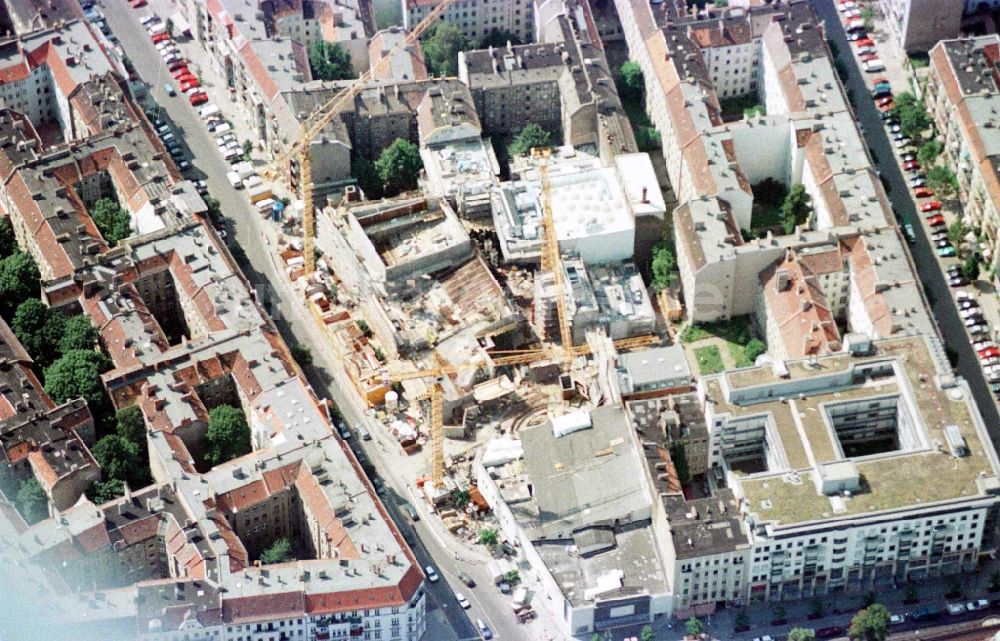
[242,175,263,190]
[213,122,231,136]
[227,171,243,189]
[199,104,220,119]
[256,198,275,215]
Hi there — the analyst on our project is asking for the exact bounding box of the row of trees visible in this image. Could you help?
[13,300,98,368]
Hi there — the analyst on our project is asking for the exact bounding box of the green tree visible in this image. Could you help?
[203,195,223,224]
[0,217,17,259]
[926,165,958,199]
[423,22,471,77]
[0,252,39,315]
[685,617,703,637]
[891,92,930,141]
[780,184,813,234]
[592,635,602,641]
[963,253,980,281]
[848,603,890,641]
[948,220,968,245]
[13,299,65,368]
[59,315,99,354]
[116,405,147,454]
[375,139,423,196]
[810,595,825,618]
[308,41,354,81]
[259,537,295,564]
[918,140,942,165]
[43,349,112,406]
[478,527,499,548]
[714,0,729,6]
[451,489,470,508]
[91,198,132,246]
[651,241,675,290]
[357,319,373,338]
[640,625,656,641]
[352,157,382,199]
[92,434,143,486]
[242,139,253,159]
[744,104,766,118]
[788,628,816,641]
[503,570,521,585]
[619,61,644,99]
[16,476,47,524]
[479,28,521,49]
[87,478,124,504]
[670,442,690,486]
[635,126,661,152]
[290,344,312,368]
[989,571,1000,592]
[165,17,174,36]
[205,405,250,465]
[734,610,750,629]
[742,338,767,365]
[508,123,551,157]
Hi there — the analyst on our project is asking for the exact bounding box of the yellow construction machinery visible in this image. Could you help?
[263,0,461,277]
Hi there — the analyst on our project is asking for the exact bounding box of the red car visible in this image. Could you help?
[914,187,935,198]
[979,347,1000,359]
[876,96,893,107]
[130,0,147,7]
[180,80,200,93]
[151,32,170,44]
[921,200,942,212]
[903,160,921,171]
[171,67,190,80]
[856,38,875,48]
[862,53,880,63]
[168,60,187,72]
[177,72,197,84]
[189,91,208,106]
[877,101,895,113]
[927,214,945,226]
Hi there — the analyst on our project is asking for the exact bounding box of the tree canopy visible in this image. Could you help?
[91,198,132,246]
[685,617,703,637]
[780,184,813,234]
[917,140,942,165]
[59,315,99,353]
[479,28,521,49]
[423,22,471,77]
[0,252,40,316]
[16,476,47,524]
[13,298,65,368]
[478,527,499,547]
[92,434,145,487]
[0,217,17,259]
[308,41,354,81]
[508,123,552,157]
[619,61,644,99]
[43,349,112,406]
[375,139,423,196]
[963,253,981,281]
[891,93,930,141]
[259,537,296,565]
[352,157,383,199]
[651,241,675,291]
[788,628,816,641]
[848,603,890,641]
[87,478,125,505]
[116,406,147,453]
[205,404,251,465]
[926,165,958,199]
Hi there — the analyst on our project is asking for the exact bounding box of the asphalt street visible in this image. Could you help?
[812,0,1000,447]
[98,2,526,639]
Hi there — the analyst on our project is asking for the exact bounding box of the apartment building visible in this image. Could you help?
[926,36,1000,278]
[458,13,636,163]
[402,0,535,44]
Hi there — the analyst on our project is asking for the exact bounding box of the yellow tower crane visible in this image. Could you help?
[263,0,461,277]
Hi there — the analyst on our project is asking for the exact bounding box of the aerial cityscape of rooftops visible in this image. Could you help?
[4,0,1000,639]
